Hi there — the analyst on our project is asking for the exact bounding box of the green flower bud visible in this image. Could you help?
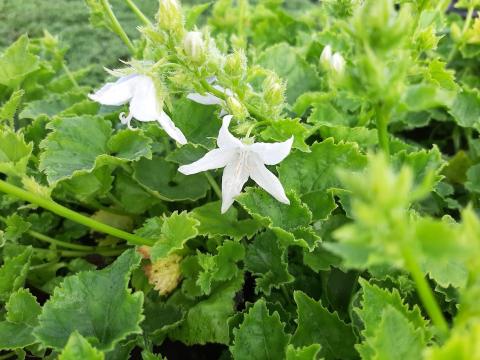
[183,31,205,64]
[224,50,247,79]
[263,75,285,107]
[158,0,183,32]
[227,97,248,120]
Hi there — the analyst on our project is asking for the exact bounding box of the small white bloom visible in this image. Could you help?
[178,115,293,213]
[89,73,187,145]
[320,45,345,74]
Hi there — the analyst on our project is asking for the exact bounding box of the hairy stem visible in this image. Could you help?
[402,246,449,337]
[125,0,152,26]
[100,0,136,53]
[0,180,154,246]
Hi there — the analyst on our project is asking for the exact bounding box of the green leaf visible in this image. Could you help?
[0,129,33,177]
[113,172,157,215]
[260,118,310,152]
[0,89,24,123]
[132,156,210,201]
[244,231,294,295]
[449,88,480,129]
[57,166,113,202]
[0,246,32,302]
[4,214,31,242]
[0,35,39,88]
[185,2,212,29]
[292,291,357,360]
[191,201,261,240]
[169,274,243,345]
[403,84,454,111]
[6,288,41,326]
[39,116,111,184]
[0,322,37,350]
[466,163,480,193]
[59,332,104,360]
[286,344,322,360]
[197,240,245,295]
[142,300,184,342]
[278,139,367,212]
[149,211,200,261]
[172,98,221,148]
[107,129,152,162]
[33,249,143,351]
[426,59,458,91]
[19,92,87,119]
[257,43,321,103]
[230,300,290,360]
[359,306,425,360]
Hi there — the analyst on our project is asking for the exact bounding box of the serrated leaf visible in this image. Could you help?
[33,249,143,351]
[142,300,184,342]
[132,156,210,201]
[107,129,152,161]
[245,231,294,295]
[6,288,41,326]
[230,300,290,360]
[4,214,31,242]
[197,240,245,295]
[149,211,199,261]
[169,274,243,345]
[260,118,310,152]
[0,129,33,177]
[286,344,322,360]
[0,246,32,303]
[19,92,87,119]
[59,332,104,360]
[278,139,367,212]
[0,35,39,88]
[0,89,24,122]
[449,88,480,129]
[292,291,357,360]
[39,116,111,184]
[0,322,37,350]
[191,201,261,240]
[257,43,321,103]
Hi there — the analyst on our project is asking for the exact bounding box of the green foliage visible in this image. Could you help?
[59,332,104,360]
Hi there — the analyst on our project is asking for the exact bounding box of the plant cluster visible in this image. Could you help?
[0,0,480,359]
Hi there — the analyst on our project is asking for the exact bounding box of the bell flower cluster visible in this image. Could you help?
[179,115,292,213]
[320,45,346,74]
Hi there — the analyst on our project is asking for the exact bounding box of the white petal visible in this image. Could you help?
[157,111,187,145]
[249,158,290,204]
[187,92,223,105]
[178,148,236,175]
[212,84,233,97]
[320,45,332,63]
[249,137,293,165]
[221,158,249,213]
[88,74,139,106]
[217,115,243,149]
[331,53,345,73]
[129,75,160,121]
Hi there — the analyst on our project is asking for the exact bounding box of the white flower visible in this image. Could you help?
[186,77,232,106]
[89,73,187,145]
[178,115,293,213]
[320,45,345,74]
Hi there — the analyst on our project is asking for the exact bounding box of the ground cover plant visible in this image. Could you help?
[0,0,480,358]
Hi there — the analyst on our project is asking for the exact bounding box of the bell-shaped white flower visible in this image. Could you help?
[178,115,293,213]
[320,45,345,74]
[89,73,187,145]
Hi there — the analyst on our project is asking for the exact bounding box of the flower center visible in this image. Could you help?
[119,112,134,129]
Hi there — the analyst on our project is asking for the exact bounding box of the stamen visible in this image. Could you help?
[119,112,134,130]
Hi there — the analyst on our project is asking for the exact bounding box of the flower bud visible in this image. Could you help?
[331,53,346,74]
[224,50,247,79]
[320,45,333,68]
[263,75,285,107]
[183,31,205,64]
[320,45,345,74]
[227,97,248,120]
[158,0,183,32]
[144,253,182,296]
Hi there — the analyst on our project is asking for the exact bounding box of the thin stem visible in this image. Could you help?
[125,0,152,26]
[62,62,79,89]
[100,0,136,53]
[402,246,449,337]
[0,180,154,246]
[204,172,222,199]
[447,5,475,63]
[200,79,268,122]
[28,230,96,251]
[376,104,390,156]
[32,246,127,258]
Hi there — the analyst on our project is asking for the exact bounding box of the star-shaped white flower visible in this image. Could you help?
[89,73,187,145]
[178,115,293,213]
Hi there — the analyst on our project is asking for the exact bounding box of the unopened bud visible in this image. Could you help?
[158,0,183,32]
[320,45,333,67]
[320,45,345,74]
[183,31,205,64]
[144,254,182,296]
[224,50,247,79]
[226,97,248,120]
[331,53,346,74]
[263,75,285,106]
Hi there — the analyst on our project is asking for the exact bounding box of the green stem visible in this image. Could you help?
[100,0,136,53]
[376,104,390,156]
[125,0,152,26]
[447,5,475,63]
[0,180,154,246]
[32,246,127,258]
[402,246,449,336]
[28,230,96,251]
[200,79,268,122]
[62,62,79,89]
[204,172,222,199]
